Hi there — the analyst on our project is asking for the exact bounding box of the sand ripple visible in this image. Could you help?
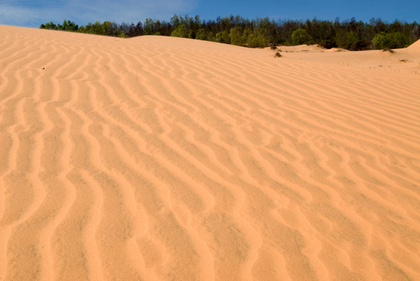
[1,26,420,281]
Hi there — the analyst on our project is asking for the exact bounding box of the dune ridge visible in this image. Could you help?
[1,25,420,281]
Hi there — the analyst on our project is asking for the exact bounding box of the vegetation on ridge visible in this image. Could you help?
[40,15,420,50]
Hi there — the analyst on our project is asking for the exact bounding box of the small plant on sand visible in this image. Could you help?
[274,51,282,57]
[382,48,395,53]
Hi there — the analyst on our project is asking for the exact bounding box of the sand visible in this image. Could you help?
[0,25,419,281]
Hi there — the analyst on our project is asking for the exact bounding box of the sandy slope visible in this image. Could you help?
[0,25,419,281]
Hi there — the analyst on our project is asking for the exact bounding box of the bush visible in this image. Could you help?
[195,28,206,40]
[216,30,231,44]
[207,31,216,41]
[345,32,359,50]
[291,29,313,45]
[372,32,388,49]
[118,31,128,38]
[230,27,244,46]
[335,31,366,50]
[171,24,189,38]
[318,38,336,49]
[247,29,269,48]
[373,32,408,49]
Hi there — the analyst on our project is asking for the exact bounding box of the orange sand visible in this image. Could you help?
[1,25,420,281]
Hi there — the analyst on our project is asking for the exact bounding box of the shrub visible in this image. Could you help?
[345,32,359,50]
[291,29,313,45]
[373,32,408,49]
[390,32,408,48]
[195,28,206,40]
[118,31,128,38]
[216,30,231,44]
[318,38,336,49]
[335,31,366,50]
[171,24,189,38]
[373,32,389,49]
[207,31,216,41]
[230,27,244,46]
[247,29,269,48]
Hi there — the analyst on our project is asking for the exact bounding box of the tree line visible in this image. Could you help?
[40,16,420,50]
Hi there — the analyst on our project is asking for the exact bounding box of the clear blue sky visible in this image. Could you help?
[0,0,418,28]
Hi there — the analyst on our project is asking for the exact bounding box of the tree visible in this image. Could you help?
[171,24,189,38]
[38,16,418,50]
[230,27,244,45]
[216,30,231,43]
[247,28,268,47]
[143,18,155,35]
[40,21,58,30]
[373,32,409,49]
[195,28,206,40]
[291,29,313,45]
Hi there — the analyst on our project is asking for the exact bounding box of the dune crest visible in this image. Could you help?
[1,25,420,281]
[408,39,420,50]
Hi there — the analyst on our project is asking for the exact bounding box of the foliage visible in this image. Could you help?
[230,27,244,46]
[216,30,231,44]
[40,20,78,31]
[247,29,269,47]
[373,32,409,49]
[291,29,313,45]
[195,28,206,40]
[171,24,189,38]
[39,16,420,51]
[336,31,360,50]
[118,31,128,38]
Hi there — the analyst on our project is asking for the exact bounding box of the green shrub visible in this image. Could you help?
[291,29,313,45]
[195,28,206,40]
[171,24,189,38]
[318,38,336,49]
[206,31,216,41]
[247,29,268,48]
[345,32,359,50]
[373,32,388,49]
[336,31,365,50]
[118,31,128,38]
[373,32,408,49]
[216,30,231,44]
[230,27,244,46]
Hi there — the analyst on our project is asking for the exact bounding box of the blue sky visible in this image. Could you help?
[0,0,418,28]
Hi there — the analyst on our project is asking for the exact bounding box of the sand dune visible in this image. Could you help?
[1,25,420,281]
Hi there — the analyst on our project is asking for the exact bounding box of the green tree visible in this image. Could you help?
[143,18,155,35]
[373,32,408,49]
[195,28,206,40]
[247,28,268,47]
[40,21,58,30]
[230,27,244,45]
[291,29,313,45]
[216,30,231,43]
[171,24,189,38]
[345,31,359,50]
[373,32,388,49]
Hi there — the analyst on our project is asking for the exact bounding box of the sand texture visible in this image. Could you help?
[1,25,420,281]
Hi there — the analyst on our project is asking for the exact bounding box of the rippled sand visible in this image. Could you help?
[1,25,420,281]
